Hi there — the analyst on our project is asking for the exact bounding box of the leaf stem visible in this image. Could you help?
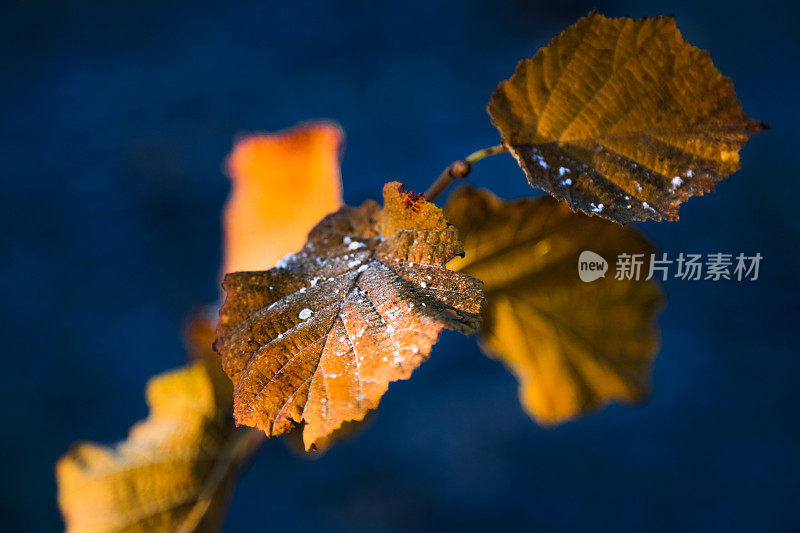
[177,428,266,533]
[425,144,508,202]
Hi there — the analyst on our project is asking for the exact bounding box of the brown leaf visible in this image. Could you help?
[488,12,766,223]
[56,362,244,533]
[446,186,662,424]
[215,182,484,449]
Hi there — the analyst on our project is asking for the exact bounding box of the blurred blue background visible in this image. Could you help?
[2,0,798,531]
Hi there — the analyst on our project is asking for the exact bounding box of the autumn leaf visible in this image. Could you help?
[215,182,485,450]
[446,186,662,425]
[56,358,252,533]
[488,12,766,223]
[223,122,343,274]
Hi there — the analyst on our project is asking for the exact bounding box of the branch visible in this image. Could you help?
[425,144,508,202]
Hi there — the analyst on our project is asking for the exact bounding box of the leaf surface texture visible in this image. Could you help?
[489,12,766,222]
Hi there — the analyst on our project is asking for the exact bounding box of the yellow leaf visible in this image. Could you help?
[488,12,766,223]
[56,357,247,533]
[446,186,662,425]
[222,122,344,274]
[215,182,485,450]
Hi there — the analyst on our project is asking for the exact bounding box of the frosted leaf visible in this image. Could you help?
[216,182,484,450]
[489,13,765,223]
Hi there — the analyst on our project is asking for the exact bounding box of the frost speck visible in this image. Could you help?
[590,202,604,213]
[347,241,366,251]
[298,308,313,320]
[560,178,572,186]
[529,148,550,169]
[671,176,683,189]
[276,252,295,269]
[356,264,369,273]
[420,281,427,288]
[558,166,571,177]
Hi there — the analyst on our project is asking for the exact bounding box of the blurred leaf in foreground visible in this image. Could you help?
[447,186,662,425]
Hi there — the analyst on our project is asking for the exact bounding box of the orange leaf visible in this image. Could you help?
[488,12,766,223]
[447,186,662,424]
[215,182,484,450]
[222,122,343,274]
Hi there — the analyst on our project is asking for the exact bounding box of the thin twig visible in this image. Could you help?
[425,144,508,202]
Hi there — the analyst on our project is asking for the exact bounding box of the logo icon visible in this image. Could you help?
[578,251,608,282]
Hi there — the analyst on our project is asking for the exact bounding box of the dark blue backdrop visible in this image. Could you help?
[2,0,798,531]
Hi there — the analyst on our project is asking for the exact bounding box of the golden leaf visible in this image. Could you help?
[222,122,343,274]
[215,182,484,450]
[446,186,662,425]
[488,12,766,223]
[56,360,249,533]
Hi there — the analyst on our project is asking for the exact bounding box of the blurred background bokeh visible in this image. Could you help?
[2,0,798,530]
